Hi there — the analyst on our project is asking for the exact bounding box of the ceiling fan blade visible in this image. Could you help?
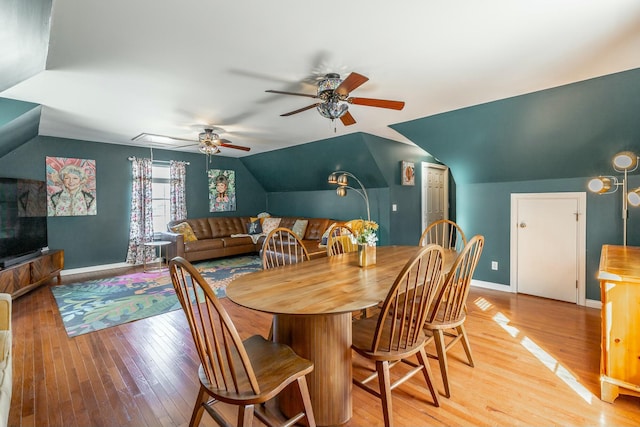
[219,143,251,152]
[348,97,405,110]
[335,72,369,96]
[340,111,356,126]
[265,89,318,99]
[280,103,319,116]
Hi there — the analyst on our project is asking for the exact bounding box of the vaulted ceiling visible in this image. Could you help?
[1,0,640,183]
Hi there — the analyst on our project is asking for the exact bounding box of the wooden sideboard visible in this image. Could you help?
[598,244,640,403]
[0,250,64,298]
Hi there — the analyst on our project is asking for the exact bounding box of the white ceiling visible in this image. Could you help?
[2,0,640,157]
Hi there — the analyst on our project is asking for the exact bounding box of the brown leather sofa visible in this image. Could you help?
[161,216,333,263]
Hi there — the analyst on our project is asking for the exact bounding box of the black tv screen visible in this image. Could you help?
[0,178,48,263]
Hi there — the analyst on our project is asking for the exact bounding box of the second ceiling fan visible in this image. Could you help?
[266,72,405,126]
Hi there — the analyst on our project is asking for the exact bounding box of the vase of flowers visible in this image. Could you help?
[351,220,378,267]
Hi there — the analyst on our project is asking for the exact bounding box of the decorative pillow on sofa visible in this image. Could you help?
[261,217,281,235]
[170,222,198,242]
[320,222,337,246]
[246,218,263,235]
[292,219,309,240]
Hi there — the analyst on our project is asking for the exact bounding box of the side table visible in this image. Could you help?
[143,241,172,272]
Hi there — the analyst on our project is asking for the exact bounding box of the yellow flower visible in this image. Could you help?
[351,220,378,246]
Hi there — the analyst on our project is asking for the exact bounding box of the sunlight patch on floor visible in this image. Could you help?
[473,296,493,311]
[484,304,595,404]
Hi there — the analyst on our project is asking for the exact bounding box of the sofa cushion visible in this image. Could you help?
[185,238,224,252]
[186,218,214,240]
[224,236,255,247]
[208,217,249,238]
[292,219,308,240]
[169,222,198,242]
[305,218,331,240]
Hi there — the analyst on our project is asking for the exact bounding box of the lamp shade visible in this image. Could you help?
[337,174,349,186]
[327,172,338,184]
[613,151,638,171]
[336,186,347,197]
[588,177,613,194]
[629,188,640,207]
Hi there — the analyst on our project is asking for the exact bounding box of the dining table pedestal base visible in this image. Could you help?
[273,312,352,426]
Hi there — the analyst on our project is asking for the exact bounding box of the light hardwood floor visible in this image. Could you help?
[8,274,640,427]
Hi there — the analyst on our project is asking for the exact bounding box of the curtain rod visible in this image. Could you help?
[127,157,190,165]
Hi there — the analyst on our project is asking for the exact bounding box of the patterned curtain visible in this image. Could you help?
[169,160,187,221]
[126,157,155,264]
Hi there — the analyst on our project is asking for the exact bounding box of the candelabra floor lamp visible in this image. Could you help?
[588,151,640,246]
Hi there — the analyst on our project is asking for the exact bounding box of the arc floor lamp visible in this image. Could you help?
[588,151,640,246]
[327,171,370,221]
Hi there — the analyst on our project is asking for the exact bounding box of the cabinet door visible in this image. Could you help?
[31,254,54,282]
[0,264,30,294]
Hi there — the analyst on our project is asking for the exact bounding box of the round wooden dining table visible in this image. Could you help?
[226,245,456,426]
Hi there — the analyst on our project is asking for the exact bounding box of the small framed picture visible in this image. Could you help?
[401,161,415,186]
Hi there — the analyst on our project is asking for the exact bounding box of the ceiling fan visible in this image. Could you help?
[195,128,251,155]
[133,128,251,155]
[266,72,405,126]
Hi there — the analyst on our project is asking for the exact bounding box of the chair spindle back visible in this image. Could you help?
[428,235,484,324]
[262,227,310,269]
[371,245,444,353]
[327,225,358,256]
[169,257,260,395]
[419,219,468,252]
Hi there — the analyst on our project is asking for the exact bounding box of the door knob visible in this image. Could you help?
[519,222,527,228]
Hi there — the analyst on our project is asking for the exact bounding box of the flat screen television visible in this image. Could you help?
[0,178,48,268]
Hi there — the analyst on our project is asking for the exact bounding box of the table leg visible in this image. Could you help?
[274,313,352,426]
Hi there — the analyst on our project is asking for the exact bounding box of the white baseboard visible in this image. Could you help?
[471,280,602,309]
[60,261,132,276]
[585,299,602,309]
[471,279,512,292]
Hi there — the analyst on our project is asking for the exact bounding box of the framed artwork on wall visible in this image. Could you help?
[208,169,236,212]
[401,161,415,186]
[46,157,97,216]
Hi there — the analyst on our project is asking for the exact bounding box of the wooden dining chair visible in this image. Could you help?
[169,256,316,427]
[351,244,444,427]
[326,224,358,256]
[419,219,467,252]
[423,235,484,398]
[261,227,310,270]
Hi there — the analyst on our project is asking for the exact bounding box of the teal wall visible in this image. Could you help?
[244,133,439,246]
[0,136,267,268]
[457,175,640,300]
[0,129,436,269]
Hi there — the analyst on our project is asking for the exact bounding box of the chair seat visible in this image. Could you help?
[199,335,314,405]
[423,309,466,331]
[352,317,428,361]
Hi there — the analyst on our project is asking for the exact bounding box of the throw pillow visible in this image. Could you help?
[169,222,198,242]
[292,219,309,240]
[320,222,337,246]
[246,219,263,235]
[261,217,281,235]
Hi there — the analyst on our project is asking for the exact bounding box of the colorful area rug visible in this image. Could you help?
[51,255,262,337]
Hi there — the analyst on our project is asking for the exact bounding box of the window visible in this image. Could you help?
[152,164,170,235]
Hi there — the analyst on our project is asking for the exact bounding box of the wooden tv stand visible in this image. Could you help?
[0,250,64,298]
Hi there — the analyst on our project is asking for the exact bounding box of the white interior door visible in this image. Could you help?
[421,163,448,231]
[510,193,586,304]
